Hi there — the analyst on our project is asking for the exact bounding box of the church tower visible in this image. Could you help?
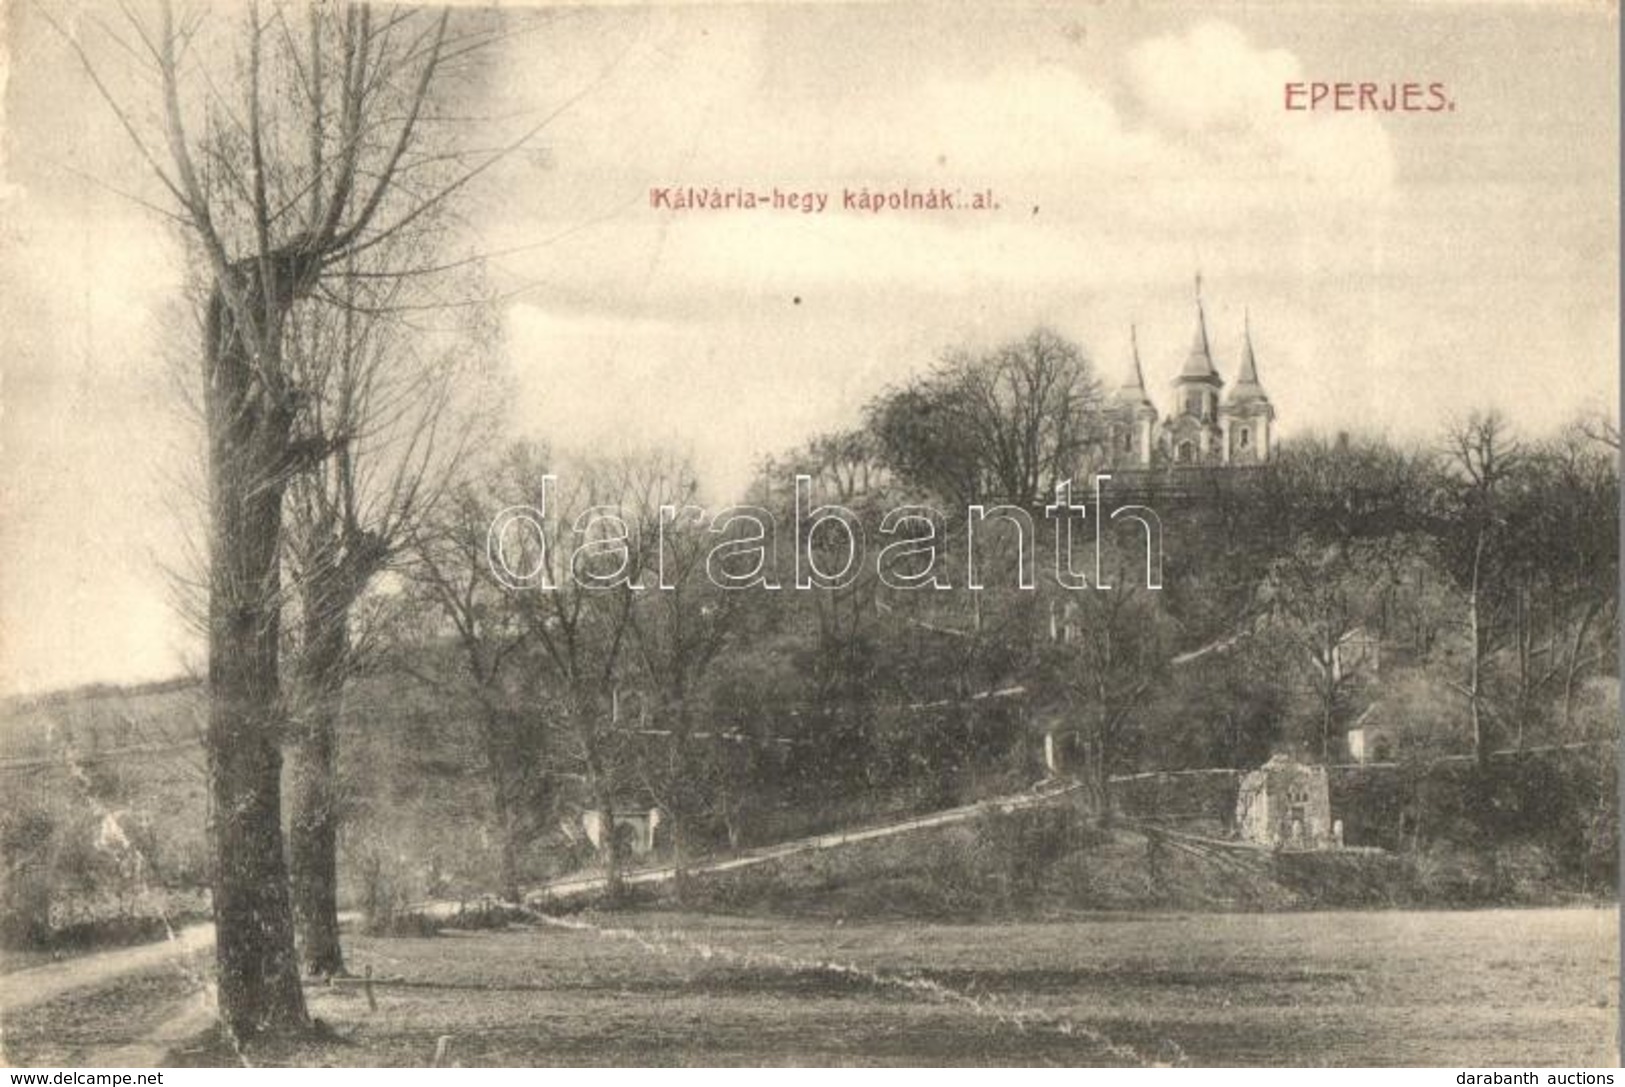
[1109,326,1160,466]
[1093,277,1280,471]
[1165,287,1225,464]
[1219,312,1275,463]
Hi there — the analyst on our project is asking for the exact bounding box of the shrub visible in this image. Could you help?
[1,808,57,946]
[441,899,532,930]
[353,840,420,935]
[361,909,443,939]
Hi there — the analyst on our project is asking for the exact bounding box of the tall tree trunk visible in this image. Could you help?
[669,697,692,901]
[601,806,625,904]
[1087,732,1112,827]
[594,781,625,904]
[493,784,522,905]
[1561,601,1600,732]
[480,704,524,904]
[668,815,691,905]
[1468,530,1489,768]
[205,280,310,1040]
[582,713,624,904]
[1319,632,1336,763]
[289,584,350,977]
[1321,693,1335,764]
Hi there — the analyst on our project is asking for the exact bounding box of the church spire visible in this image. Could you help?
[1227,309,1270,404]
[1177,275,1222,386]
[1117,325,1157,413]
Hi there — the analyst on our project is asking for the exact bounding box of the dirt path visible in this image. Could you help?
[501,781,1086,907]
[394,783,1077,915]
[94,987,218,1067]
[2,786,1080,1063]
[1,926,215,1067]
[1,923,213,1017]
[6,786,1077,996]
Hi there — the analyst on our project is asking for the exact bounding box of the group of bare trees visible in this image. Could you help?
[57,0,520,1038]
[401,445,743,903]
[1180,414,1619,769]
[866,327,1105,509]
[281,250,494,976]
[51,0,1619,1039]
[1433,412,1620,759]
[727,333,1176,817]
[836,336,1619,789]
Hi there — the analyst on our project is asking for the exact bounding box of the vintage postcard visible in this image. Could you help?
[0,0,1618,1071]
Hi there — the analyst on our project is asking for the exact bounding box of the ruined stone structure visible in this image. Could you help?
[1234,754,1333,850]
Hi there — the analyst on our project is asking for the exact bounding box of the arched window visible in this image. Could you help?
[1238,427,1251,449]
[1176,441,1195,464]
[1121,430,1133,452]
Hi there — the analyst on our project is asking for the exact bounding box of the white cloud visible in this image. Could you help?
[494,17,1401,318]
[1128,21,1396,195]
[506,15,1394,225]
[1131,21,1299,134]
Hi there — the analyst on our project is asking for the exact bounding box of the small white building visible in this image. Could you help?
[1344,702,1397,764]
[581,807,662,858]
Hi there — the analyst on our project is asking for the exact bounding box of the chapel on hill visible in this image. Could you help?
[1104,292,1276,468]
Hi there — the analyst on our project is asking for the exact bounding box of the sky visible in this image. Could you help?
[0,0,1618,695]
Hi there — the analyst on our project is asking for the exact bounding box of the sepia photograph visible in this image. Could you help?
[0,0,1618,1071]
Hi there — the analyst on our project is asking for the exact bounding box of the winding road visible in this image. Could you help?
[1,782,1084,1065]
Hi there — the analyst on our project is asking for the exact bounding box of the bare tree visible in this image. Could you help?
[1493,423,1619,740]
[868,327,1104,509]
[1439,411,1523,766]
[281,255,497,976]
[1261,537,1413,761]
[404,468,538,905]
[618,454,739,894]
[505,456,646,899]
[414,446,647,901]
[51,0,524,1036]
[1577,412,1621,452]
[1037,551,1170,816]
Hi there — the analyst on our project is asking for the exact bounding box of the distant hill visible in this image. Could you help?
[0,678,205,765]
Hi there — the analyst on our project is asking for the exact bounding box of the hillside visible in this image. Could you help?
[3,665,1615,956]
[557,795,1608,922]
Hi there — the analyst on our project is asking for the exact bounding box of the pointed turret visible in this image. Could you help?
[1219,308,1276,464]
[1227,311,1270,405]
[1116,326,1158,415]
[1172,278,1223,431]
[1176,295,1223,387]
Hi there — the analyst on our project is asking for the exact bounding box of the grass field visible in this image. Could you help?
[10,907,1611,1067]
